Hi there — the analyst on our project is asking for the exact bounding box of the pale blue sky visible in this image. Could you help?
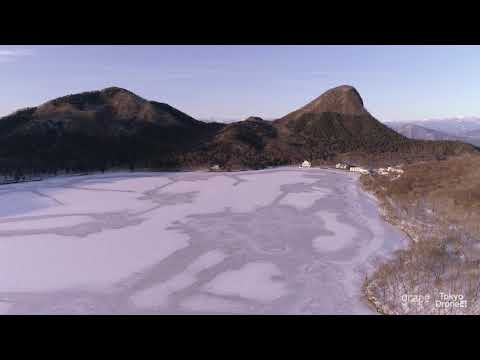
[1,45,479,122]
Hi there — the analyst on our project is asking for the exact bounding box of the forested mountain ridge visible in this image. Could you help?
[0,85,476,177]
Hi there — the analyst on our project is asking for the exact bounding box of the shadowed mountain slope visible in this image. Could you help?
[0,85,476,176]
[0,87,224,173]
[271,85,475,166]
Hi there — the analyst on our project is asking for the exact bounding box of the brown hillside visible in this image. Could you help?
[362,153,480,314]
[0,85,477,176]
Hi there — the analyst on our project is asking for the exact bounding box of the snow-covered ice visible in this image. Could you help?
[280,192,321,210]
[312,212,356,252]
[203,262,289,302]
[0,215,90,232]
[180,294,247,313]
[0,168,408,314]
[131,250,226,308]
[0,301,12,315]
[0,191,57,217]
[0,220,190,292]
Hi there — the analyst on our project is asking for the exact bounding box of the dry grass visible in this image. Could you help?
[361,154,480,314]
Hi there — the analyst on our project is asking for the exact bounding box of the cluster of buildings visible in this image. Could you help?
[377,166,404,176]
[335,163,370,175]
[335,162,405,178]
[210,161,402,178]
[335,163,350,170]
[300,161,373,175]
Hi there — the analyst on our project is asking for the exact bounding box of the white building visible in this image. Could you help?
[300,160,311,168]
[350,166,369,175]
[387,166,404,174]
[377,166,404,176]
[336,163,350,170]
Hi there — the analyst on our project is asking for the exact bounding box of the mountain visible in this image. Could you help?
[200,116,286,169]
[387,117,480,137]
[0,85,477,176]
[466,128,480,137]
[279,85,368,123]
[199,85,477,169]
[0,87,225,173]
[272,85,475,166]
[387,123,464,141]
[276,85,403,148]
[386,121,480,147]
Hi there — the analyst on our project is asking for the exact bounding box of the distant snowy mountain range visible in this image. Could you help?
[385,117,480,147]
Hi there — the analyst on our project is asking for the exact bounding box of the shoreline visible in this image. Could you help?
[357,176,414,315]
[0,165,344,187]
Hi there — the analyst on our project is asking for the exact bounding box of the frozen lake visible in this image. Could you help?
[0,167,408,314]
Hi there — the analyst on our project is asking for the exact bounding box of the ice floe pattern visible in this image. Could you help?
[203,262,289,302]
[312,212,357,252]
[131,250,227,309]
[0,168,409,314]
[0,191,58,217]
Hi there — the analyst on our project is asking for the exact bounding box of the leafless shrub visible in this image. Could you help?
[362,154,480,314]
